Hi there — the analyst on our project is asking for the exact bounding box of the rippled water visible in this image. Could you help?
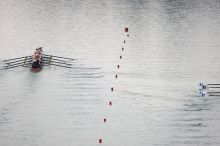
[0,0,220,146]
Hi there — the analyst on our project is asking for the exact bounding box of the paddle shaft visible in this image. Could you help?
[5,58,32,64]
[3,56,31,62]
[3,64,24,69]
[209,95,220,96]
[43,54,76,60]
[208,92,220,93]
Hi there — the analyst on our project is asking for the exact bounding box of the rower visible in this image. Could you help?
[32,47,43,68]
[33,47,43,61]
[36,47,43,54]
[35,47,43,56]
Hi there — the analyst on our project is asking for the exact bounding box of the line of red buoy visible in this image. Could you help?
[117,65,120,69]
[99,27,129,144]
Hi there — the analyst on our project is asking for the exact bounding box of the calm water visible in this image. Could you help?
[0,0,220,146]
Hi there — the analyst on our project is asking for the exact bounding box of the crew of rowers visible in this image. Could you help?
[32,47,43,62]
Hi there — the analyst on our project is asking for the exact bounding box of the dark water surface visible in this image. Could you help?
[0,0,220,146]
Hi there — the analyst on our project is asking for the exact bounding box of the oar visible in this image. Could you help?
[199,91,220,97]
[6,59,32,64]
[200,83,220,86]
[5,62,27,67]
[207,92,220,93]
[3,56,32,62]
[199,85,220,91]
[42,56,52,60]
[43,58,71,64]
[50,61,72,66]
[4,61,32,67]
[199,83,220,87]
[43,54,76,60]
[50,58,72,63]
[6,61,33,66]
[209,95,220,96]
[3,64,24,70]
[44,61,73,66]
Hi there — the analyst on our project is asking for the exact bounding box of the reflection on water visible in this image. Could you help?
[1,0,220,146]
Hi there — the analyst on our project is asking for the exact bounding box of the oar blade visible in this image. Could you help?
[2,64,24,70]
[50,61,72,66]
[5,58,33,65]
[2,56,32,62]
[207,84,220,86]
[42,54,76,61]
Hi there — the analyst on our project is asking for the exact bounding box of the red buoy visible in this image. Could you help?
[117,65,120,69]
[115,74,118,79]
[122,47,124,51]
[104,118,106,122]
[111,87,114,92]
[99,139,102,143]
[109,101,112,106]
[125,27,128,32]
